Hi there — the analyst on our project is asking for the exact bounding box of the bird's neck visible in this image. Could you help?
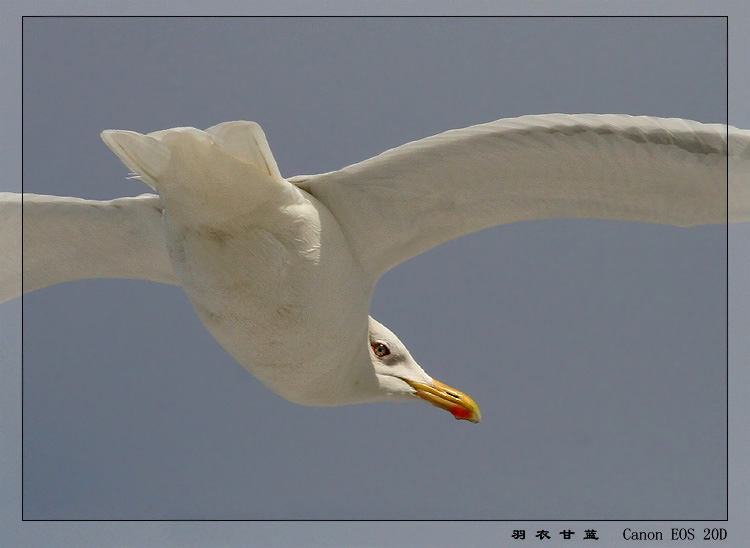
[285,341,384,407]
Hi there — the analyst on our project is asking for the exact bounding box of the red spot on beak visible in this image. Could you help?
[450,405,475,421]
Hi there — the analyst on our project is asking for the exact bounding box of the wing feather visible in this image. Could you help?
[0,192,178,303]
[295,114,750,279]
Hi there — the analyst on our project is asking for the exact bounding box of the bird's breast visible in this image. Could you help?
[162,196,372,405]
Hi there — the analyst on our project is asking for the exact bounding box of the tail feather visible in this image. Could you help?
[101,123,298,228]
[101,131,169,191]
[205,121,283,181]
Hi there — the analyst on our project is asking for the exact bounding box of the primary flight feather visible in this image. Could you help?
[3,114,749,422]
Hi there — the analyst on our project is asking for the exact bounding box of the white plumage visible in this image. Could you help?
[3,114,749,422]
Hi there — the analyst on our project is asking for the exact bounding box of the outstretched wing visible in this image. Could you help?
[0,192,178,303]
[294,114,750,280]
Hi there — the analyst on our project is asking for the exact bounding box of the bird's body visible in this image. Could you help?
[103,125,385,407]
[169,188,362,405]
[164,172,373,406]
[3,114,750,421]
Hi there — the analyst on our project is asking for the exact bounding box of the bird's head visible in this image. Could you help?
[366,317,481,423]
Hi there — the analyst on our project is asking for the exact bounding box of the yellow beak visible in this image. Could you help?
[402,378,481,424]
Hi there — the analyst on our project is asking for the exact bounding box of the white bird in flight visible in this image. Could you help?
[3,114,749,423]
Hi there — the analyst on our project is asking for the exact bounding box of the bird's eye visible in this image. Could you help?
[372,342,390,358]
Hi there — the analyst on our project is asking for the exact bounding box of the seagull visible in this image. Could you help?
[3,114,749,423]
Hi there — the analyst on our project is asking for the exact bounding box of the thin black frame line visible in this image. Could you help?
[20,518,732,523]
[725,13,731,523]
[18,13,731,523]
[17,14,731,20]
[20,12,25,525]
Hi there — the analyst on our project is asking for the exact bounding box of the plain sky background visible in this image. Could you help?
[2,2,750,548]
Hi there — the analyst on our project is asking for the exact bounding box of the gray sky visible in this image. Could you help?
[2,3,749,547]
